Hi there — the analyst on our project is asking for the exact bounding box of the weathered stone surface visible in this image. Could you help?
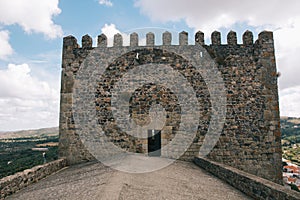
[194,157,300,200]
[82,34,92,48]
[146,32,154,46]
[162,31,172,45]
[97,34,107,47]
[113,33,123,47]
[130,32,138,47]
[195,31,204,45]
[6,160,252,200]
[243,30,253,45]
[211,31,221,45]
[179,31,188,45]
[227,31,237,45]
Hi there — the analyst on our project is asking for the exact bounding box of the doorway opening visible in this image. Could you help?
[148,129,161,157]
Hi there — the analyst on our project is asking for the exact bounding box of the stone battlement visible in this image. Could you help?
[63,30,273,49]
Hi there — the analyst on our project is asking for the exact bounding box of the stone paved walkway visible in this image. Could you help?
[7,160,252,200]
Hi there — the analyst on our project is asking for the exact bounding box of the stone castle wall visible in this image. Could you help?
[194,157,300,200]
[59,30,282,183]
[0,158,66,199]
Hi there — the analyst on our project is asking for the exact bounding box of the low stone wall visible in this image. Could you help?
[194,157,300,200]
[0,158,67,199]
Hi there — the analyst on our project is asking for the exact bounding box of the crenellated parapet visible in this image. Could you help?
[62,30,273,50]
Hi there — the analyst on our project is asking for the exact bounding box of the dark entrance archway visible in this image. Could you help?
[148,130,161,157]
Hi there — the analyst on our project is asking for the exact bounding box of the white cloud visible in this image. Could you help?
[134,0,300,34]
[0,30,13,59]
[99,0,113,7]
[274,16,300,90]
[0,64,59,131]
[101,23,131,46]
[279,86,300,117]
[0,0,62,39]
[135,0,300,117]
[101,24,120,37]
[100,23,149,46]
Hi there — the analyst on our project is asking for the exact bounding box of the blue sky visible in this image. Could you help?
[0,0,300,131]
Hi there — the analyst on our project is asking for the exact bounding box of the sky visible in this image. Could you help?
[0,0,299,131]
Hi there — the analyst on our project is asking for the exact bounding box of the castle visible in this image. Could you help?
[58,29,282,184]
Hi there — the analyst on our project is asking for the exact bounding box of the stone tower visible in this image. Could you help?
[59,29,282,184]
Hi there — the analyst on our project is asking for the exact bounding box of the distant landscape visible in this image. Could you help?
[0,127,58,139]
[0,127,58,178]
[0,117,299,179]
[281,117,300,165]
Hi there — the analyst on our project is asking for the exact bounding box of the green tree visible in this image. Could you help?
[291,184,300,192]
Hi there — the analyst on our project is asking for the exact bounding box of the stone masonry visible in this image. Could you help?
[59,29,282,184]
[0,158,67,199]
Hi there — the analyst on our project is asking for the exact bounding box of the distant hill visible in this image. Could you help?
[280,117,300,139]
[0,127,59,178]
[281,117,300,126]
[0,127,58,139]
[0,116,299,140]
